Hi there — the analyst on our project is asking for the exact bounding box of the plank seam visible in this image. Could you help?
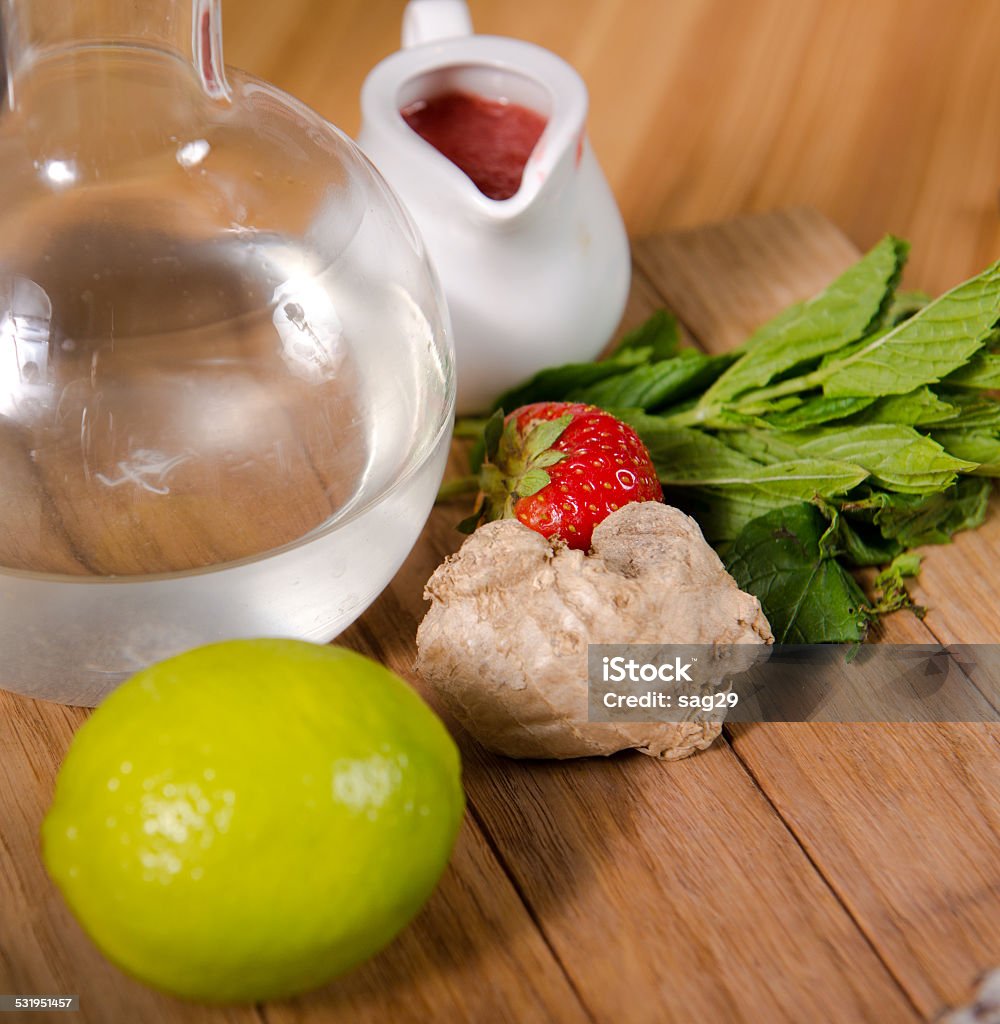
[723,734,928,1022]
[463,799,599,1024]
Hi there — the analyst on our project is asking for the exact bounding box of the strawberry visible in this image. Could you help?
[470,402,663,550]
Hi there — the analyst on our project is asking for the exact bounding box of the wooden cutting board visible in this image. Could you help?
[1,209,998,1024]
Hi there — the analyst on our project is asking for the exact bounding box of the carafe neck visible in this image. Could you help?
[1,0,228,108]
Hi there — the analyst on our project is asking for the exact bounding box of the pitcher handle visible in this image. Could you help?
[402,0,473,48]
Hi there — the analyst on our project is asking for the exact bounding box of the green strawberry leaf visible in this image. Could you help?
[522,414,572,461]
[531,449,570,470]
[456,510,483,534]
[483,408,505,461]
[515,469,551,498]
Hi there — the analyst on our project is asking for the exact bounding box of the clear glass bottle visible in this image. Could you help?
[0,0,455,704]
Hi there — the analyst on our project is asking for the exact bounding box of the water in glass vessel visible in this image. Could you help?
[0,2,455,704]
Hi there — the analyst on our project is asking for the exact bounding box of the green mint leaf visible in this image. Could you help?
[491,348,650,412]
[721,429,802,464]
[621,418,763,478]
[853,478,992,547]
[879,552,922,580]
[631,413,867,506]
[883,290,931,326]
[853,386,958,426]
[666,458,867,498]
[765,395,875,430]
[824,508,904,567]
[678,488,800,545]
[942,351,1000,390]
[571,350,732,411]
[820,260,1000,396]
[614,309,681,360]
[871,553,925,619]
[700,235,908,405]
[817,330,885,370]
[793,424,977,493]
[925,392,1000,431]
[725,503,870,643]
[932,431,1000,475]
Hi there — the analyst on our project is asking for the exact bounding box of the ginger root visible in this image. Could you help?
[415,502,772,760]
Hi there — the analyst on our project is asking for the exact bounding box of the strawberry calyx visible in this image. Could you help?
[459,407,572,531]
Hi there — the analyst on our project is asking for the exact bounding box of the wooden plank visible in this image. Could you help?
[450,740,919,1024]
[635,207,1000,1016]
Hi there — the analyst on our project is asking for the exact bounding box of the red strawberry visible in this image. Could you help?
[474,402,663,550]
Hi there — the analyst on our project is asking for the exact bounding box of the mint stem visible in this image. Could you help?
[659,367,825,428]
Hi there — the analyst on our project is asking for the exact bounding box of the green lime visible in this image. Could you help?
[42,640,464,1003]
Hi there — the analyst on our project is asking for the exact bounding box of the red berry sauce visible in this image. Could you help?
[401,90,547,201]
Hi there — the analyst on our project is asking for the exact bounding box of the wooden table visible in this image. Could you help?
[2,208,999,1023]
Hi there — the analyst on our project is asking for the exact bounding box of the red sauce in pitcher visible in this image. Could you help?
[401,91,547,201]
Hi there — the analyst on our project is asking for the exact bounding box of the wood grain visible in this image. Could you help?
[636,208,1000,1017]
[223,0,1000,295]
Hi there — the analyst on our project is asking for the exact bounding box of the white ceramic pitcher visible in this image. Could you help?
[359,0,631,414]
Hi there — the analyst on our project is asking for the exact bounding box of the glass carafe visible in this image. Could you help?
[0,0,455,705]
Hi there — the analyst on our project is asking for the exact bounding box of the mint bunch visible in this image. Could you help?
[478,239,1000,643]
